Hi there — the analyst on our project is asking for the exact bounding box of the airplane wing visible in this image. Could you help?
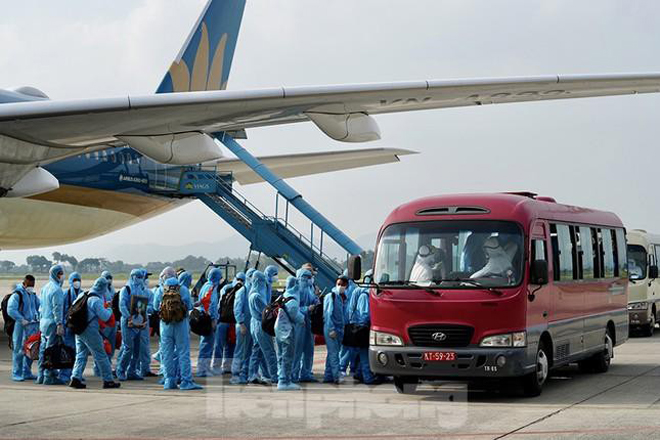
[216,147,416,185]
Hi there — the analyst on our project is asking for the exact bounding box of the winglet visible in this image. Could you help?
[156,0,246,94]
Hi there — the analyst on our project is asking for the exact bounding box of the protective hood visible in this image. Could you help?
[68,271,81,284]
[128,269,144,290]
[49,264,64,285]
[160,266,177,283]
[178,271,193,288]
[250,271,267,296]
[235,272,246,283]
[90,277,109,296]
[265,265,279,283]
[207,268,222,285]
[164,277,179,288]
[364,269,374,284]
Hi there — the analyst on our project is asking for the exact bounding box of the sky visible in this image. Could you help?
[1,0,660,264]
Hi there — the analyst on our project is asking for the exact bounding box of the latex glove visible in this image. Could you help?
[239,323,247,335]
[56,324,64,336]
[21,319,29,326]
[329,330,337,339]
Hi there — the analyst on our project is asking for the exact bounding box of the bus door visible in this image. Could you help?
[527,221,551,332]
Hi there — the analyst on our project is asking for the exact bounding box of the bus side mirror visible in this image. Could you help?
[347,255,362,281]
[650,265,659,280]
[531,260,549,285]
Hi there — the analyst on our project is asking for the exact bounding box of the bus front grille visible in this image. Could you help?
[408,324,474,348]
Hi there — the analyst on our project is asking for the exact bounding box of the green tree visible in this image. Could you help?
[26,255,52,272]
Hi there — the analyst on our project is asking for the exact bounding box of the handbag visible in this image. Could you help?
[42,336,75,370]
[342,323,370,348]
[23,331,41,361]
[189,309,213,336]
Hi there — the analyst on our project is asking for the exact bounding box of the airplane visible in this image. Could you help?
[1,0,660,251]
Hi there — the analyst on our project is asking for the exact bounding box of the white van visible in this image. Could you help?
[627,229,660,336]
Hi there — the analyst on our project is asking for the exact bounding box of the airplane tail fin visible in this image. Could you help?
[156,0,246,94]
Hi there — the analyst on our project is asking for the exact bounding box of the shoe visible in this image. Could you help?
[277,382,302,391]
[164,379,178,390]
[103,381,121,389]
[334,378,345,385]
[44,376,66,386]
[248,378,270,386]
[322,378,334,384]
[157,377,165,385]
[299,376,319,383]
[12,375,25,382]
[222,370,233,375]
[127,374,144,381]
[364,378,385,386]
[23,373,37,381]
[35,375,44,384]
[230,377,247,385]
[340,371,347,377]
[143,371,158,377]
[69,378,87,389]
[179,381,203,390]
[195,371,210,378]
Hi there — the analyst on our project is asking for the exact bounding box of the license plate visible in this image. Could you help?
[423,351,456,362]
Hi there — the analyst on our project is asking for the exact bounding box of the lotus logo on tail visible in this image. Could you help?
[432,332,447,342]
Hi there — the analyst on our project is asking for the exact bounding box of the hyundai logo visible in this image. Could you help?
[432,332,447,342]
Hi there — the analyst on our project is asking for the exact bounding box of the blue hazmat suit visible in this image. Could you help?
[59,272,82,382]
[264,265,279,303]
[196,268,221,376]
[116,269,148,380]
[100,270,118,366]
[153,267,179,381]
[38,265,66,385]
[323,286,345,383]
[71,277,116,383]
[275,276,304,389]
[348,281,376,384]
[213,272,245,375]
[231,269,255,384]
[8,283,39,381]
[339,270,358,375]
[248,271,278,383]
[154,277,202,390]
[292,268,319,383]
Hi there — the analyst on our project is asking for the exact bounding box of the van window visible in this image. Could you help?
[616,229,627,278]
[627,244,647,280]
[555,224,576,281]
[602,229,616,278]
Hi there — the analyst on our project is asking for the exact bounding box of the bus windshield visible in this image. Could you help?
[627,245,647,280]
[374,220,524,288]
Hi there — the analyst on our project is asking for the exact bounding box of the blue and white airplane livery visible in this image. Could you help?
[1,0,659,250]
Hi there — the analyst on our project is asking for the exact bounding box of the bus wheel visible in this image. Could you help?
[590,330,613,373]
[643,312,656,337]
[393,376,418,394]
[522,342,549,397]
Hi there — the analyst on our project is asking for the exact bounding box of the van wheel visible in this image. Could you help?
[590,329,613,373]
[643,313,656,337]
[522,342,549,397]
[393,376,418,394]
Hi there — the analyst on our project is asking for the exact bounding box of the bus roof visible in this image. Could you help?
[627,229,660,247]
[382,193,624,232]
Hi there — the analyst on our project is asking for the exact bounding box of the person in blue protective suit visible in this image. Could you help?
[100,270,118,367]
[348,270,381,385]
[59,271,82,383]
[292,268,320,383]
[230,269,255,384]
[8,275,39,381]
[339,269,359,377]
[323,276,347,384]
[275,276,305,391]
[248,271,279,384]
[115,269,148,381]
[213,272,245,375]
[154,276,203,390]
[195,267,221,377]
[69,277,121,389]
[37,264,66,385]
[139,269,157,377]
[264,265,279,303]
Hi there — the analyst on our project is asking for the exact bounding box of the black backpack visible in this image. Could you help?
[189,309,213,336]
[2,290,24,349]
[309,292,331,336]
[112,286,126,321]
[262,295,294,337]
[66,292,94,335]
[219,283,242,324]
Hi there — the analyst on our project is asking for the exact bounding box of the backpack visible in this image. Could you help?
[189,308,213,336]
[112,286,126,321]
[309,292,330,336]
[66,292,94,335]
[2,290,24,349]
[262,295,294,337]
[159,284,186,324]
[219,283,242,324]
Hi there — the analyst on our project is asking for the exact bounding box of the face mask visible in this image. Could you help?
[26,287,35,294]
[337,285,347,294]
[73,281,81,290]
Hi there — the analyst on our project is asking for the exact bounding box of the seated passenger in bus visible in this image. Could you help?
[410,245,446,283]
[470,237,517,280]
[629,260,643,279]
[460,233,489,273]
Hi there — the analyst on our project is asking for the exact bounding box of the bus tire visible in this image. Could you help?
[643,312,655,337]
[590,329,613,373]
[393,376,418,394]
[522,342,549,397]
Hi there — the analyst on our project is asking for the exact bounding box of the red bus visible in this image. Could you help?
[361,192,628,396]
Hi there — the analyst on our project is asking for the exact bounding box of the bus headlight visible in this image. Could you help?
[370,330,403,346]
[480,331,526,347]
[628,302,649,310]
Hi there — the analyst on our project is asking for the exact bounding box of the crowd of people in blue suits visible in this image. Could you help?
[5,261,382,391]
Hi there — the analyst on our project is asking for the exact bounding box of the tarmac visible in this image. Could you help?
[1,331,660,439]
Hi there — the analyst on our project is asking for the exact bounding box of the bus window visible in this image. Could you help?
[579,226,594,279]
[550,224,560,281]
[569,226,580,279]
[555,224,576,281]
[602,229,616,278]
